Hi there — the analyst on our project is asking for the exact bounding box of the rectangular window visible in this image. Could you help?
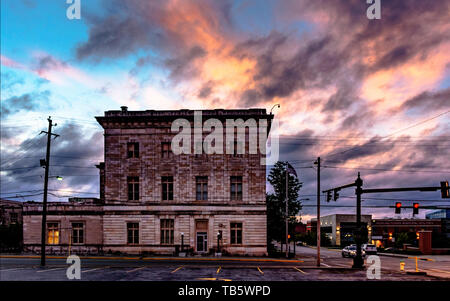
[127,142,139,158]
[47,223,59,245]
[127,222,139,244]
[127,176,140,201]
[160,219,174,245]
[230,176,243,200]
[196,176,208,201]
[10,212,18,224]
[162,176,174,200]
[161,142,171,158]
[72,223,84,244]
[230,222,243,244]
[233,141,244,157]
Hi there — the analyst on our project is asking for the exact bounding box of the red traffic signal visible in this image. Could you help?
[413,203,419,215]
[395,202,402,214]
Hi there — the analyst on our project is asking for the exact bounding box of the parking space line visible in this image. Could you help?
[126,266,146,273]
[171,266,184,273]
[257,267,264,275]
[321,263,331,267]
[426,268,450,275]
[216,266,221,274]
[0,267,26,272]
[82,266,109,273]
[332,263,349,267]
[293,267,307,274]
[36,267,65,273]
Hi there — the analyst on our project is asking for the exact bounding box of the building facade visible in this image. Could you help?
[0,199,24,252]
[426,209,450,239]
[307,214,373,246]
[371,218,442,248]
[22,108,272,256]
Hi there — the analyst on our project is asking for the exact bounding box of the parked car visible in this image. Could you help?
[362,243,377,255]
[383,247,399,253]
[342,245,366,258]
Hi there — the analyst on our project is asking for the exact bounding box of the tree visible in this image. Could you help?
[266,161,303,246]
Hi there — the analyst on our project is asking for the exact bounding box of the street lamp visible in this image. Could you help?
[217,231,221,253]
[270,104,280,115]
[180,232,184,252]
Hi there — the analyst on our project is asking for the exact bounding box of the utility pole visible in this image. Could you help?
[315,157,321,266]
[40,117,58,266]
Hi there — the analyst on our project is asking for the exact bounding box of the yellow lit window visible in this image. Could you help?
[47,223,59,245]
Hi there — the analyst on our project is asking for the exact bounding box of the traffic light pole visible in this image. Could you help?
[323,175,449,269]
[353,173,364,269]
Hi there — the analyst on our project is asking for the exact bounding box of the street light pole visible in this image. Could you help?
[285,167,289,259]
[315,157,321,266]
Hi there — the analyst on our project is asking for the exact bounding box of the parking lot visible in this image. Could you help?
[1,254,446,281]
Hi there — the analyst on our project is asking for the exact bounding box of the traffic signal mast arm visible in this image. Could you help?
[362,186,443,194]
[322,181,357,194]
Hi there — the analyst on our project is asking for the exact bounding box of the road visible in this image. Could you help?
[291,244,450,279]
[1,249,449,281]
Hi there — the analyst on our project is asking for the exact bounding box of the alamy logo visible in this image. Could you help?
[366,0,381,20]
[366,255,381,279]
[171,111,279,165]
[66,0,81,20]
[66,255,81,280]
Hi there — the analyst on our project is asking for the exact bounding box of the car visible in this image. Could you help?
[362,243,377,255]
[383,247,398,253]
[342,245,366,258]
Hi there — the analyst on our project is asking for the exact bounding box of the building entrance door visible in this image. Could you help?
[196,232,208,253]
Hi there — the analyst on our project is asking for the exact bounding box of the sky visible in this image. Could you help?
[1,0,449,221]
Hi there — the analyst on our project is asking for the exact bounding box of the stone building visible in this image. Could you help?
[0,199,24,252]
[0,199,23,226]
[22,107,272,256]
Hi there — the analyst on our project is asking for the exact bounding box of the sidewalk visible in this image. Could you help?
[0,254,304,263]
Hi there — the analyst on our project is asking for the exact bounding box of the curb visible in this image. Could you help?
[0,255,304,263]
[377,253,408,259]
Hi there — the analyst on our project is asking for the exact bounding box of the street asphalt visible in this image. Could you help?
[1,246,449,281]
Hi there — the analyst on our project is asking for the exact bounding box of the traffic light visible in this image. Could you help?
[441,181,449,198]
[395,202,402,214]
[413,203,419,215]
[326,191,332,202]
[333,189,339,201]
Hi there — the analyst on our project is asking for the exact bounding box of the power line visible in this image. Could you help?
[323,110,450,160]
[322,165,450,174]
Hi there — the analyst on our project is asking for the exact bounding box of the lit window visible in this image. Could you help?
[47,223,59,245]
